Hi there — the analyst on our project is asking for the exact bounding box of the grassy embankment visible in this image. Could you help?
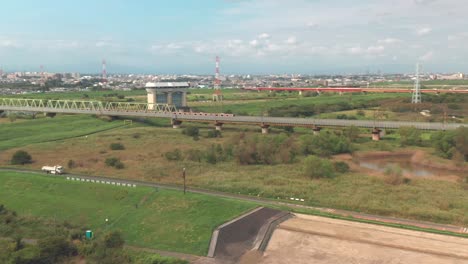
[0,115,129,150]
[0,171,256,255]
[1,114,467,226]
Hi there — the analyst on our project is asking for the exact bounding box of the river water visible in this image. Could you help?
[358,159,465,178]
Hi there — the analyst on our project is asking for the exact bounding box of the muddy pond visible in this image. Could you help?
[357,159,466,178]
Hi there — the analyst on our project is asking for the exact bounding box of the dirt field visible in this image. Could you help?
[258,214,468,264]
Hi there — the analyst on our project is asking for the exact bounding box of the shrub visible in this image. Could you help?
[114,161,125,169]
[383,165,406,185]
[110,143,125,150]
[206,130,222,138]
[11,150,32,165]
[165,149,183,161]
[302,155,335,179]
[398,126,422,146]
[300,131,352,157]
[233,134,297,165]
[105,157,124,169]
[185,149,204,162]
[67,159,76,169]
[182,127,199,137]
[37,236,77,263]
[104,231,125,249]
[333,161,350,173]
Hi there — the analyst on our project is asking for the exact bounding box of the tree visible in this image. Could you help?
[302,155,335,179]
[37,236,77,263]
[398,126,422,146]
[343,126,360,142]
[453,127,468,161]
[104,231,125,249]
[300,131,351,157]
[11,150,32,165]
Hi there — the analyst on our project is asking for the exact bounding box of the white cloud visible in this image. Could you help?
[367,45,385,54]
[286,36,297,45]
[347,46,363,55]
[416,27,432,36]
[419,51,434,61]
[0,39,22,48]
[377,38,402,44]
[249,39,259,47]
[258,33,270,39]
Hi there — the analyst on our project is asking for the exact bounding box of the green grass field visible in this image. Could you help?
[191,93,408,115]
[0,171,256,255]
[0,115,128,150]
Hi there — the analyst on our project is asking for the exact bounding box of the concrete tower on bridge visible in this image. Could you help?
[145,82,189,110]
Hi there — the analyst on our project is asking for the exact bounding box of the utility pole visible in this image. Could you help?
[182,167,186,195]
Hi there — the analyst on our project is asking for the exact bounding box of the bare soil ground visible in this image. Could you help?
[258,214,468,264]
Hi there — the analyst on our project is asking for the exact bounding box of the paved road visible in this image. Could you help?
[1,167,467,236]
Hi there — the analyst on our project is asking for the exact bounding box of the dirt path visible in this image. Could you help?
[258,214,468,264]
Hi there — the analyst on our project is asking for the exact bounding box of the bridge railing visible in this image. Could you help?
[0,98,177,113]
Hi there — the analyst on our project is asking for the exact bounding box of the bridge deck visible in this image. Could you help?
[0,98,465,131]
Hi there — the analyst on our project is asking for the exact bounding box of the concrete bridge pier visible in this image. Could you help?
[172,119,182,129]
[372,128,382,141]
[261,124,270,134]
[215,122,223,131]
[312,126,322,135]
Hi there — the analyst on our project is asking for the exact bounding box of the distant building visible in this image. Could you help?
[436,73,464,80]
[145,82,189,109]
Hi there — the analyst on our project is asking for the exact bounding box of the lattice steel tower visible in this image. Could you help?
[212,56,223,101]
[412,63,421,104]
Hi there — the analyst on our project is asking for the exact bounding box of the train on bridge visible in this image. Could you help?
[243,87,468,94]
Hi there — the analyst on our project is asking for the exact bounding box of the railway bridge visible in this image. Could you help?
[0,98,465,140]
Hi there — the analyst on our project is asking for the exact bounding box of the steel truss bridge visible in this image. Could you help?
[0,98,464,131]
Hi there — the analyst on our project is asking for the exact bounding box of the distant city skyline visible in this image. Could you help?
[1,0,467,74]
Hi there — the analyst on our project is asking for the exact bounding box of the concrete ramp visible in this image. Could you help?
[208,207,290,264]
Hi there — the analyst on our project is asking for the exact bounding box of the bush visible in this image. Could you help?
[182,127,199,137]
[383,165,407,185]
[67,159,76,169]
[233,134,297,165]
[11,150,32,165]
[398,126,422,146]
[37,236,77,263]
[333,161,350,173]
[302,155,335,179]
[105,157,125,169]
[165,149,183,161]
[300,131,352,157]
[206,130,222,138]
[104,231,125,249]
[110,143,125,150]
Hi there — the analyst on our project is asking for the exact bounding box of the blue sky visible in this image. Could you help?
[0,0,467,74]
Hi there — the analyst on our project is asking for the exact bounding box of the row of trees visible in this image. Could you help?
[166,131,353,166]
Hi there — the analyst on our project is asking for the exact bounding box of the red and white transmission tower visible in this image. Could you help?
[212,55,223,101]
[102,59,107,82]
